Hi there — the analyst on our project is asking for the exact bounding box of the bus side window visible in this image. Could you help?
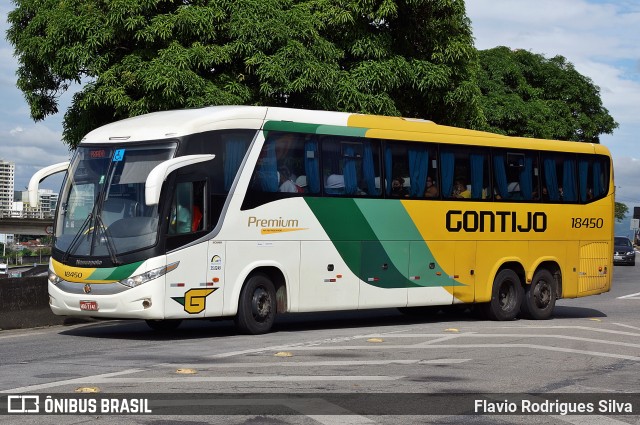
[441,147,487,200]
[250,132,312,194]
[542,153,577,203]
[578,155,609,203]
[494,150,538,201]
[383,141,434,199]
[169,181,205,235]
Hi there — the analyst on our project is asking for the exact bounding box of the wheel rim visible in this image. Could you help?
[533,280,551,309]
[498,281,516,311]
[251,286,272,323]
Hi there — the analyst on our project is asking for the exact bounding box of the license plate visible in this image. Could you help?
[80,300,98,311]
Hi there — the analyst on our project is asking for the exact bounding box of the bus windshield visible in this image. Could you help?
[54,143,177,260]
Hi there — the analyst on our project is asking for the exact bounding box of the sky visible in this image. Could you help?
[0,0,639,207]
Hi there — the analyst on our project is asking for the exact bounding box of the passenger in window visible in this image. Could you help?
[170,199,192,234]
[532,186,549,201]
[453,179,470,198]
[424,176,439,198]
[391,177,408,197]
[278,166,298,193]
[325,174,345,194]
[295,175,308,193]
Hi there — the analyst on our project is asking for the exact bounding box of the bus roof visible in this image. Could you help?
[79,105,610,157]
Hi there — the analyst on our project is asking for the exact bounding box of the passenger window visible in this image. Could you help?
[250,132,318,195]
[493,150,539,201]
[441,147,488,200]
[321,137,380,197]
[578,155,609,203]
[168,181,205,235]
[384,142,437,198]
[541,153,577,203]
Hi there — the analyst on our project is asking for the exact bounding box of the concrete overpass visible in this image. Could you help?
[0,218,54,235]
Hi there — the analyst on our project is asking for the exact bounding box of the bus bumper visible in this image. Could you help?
[48,281,164,320]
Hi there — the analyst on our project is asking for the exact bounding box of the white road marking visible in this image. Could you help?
[365,333,640,349]
[617,290,640,299]
[207,331,408,358]
[485,325,640,337]
[0,331,48,340]
[612,322,640,331]
[277,344,640,361]
[158,359,472,369]
[161,359,422,368]
[415,334,466,345]
[59,375,404,384]
[0,368,145,394]
[419,358,471,364]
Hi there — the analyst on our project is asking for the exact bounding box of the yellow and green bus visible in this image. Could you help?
[30,106,613,333]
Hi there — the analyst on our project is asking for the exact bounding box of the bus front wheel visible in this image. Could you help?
[521,269,556,320]
[235,273,276,335]
[483,269,523,321]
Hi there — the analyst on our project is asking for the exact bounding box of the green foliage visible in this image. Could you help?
[476,47,618,142]
[615,202,628,222]
[8,0,482,147]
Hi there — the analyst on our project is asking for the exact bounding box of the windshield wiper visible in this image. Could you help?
[95,214,121,265]
[62,211,94,264]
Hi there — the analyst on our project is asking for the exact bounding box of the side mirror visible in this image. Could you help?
[28,162,70,207]
[145,154,215,206]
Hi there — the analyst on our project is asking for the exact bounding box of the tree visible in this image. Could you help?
[477,47,617,142]
[615,202,628,223]
[7,0,482,148]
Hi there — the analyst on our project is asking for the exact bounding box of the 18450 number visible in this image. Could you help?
[571,217,604,229]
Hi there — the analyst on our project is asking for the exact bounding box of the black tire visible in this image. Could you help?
[521,269,556,320]
[235,273,277,335]
[483,269,523,321]
[145,319,182,331]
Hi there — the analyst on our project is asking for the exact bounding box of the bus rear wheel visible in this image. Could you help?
[235,273,276,335]
[145,319,182,331]
[483,269,523,321]
[521,269,556,320]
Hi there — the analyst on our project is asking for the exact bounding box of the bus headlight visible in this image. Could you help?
[119,262,179,288]
[48,270,62,285]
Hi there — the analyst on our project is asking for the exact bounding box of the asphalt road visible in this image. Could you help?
[0,263,639,424]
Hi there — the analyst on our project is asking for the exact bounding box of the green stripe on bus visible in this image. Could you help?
[86,267,118,281]
[263,121,320,134]
[305,198,419,288]
[353,199,456,287]
[315,125,367,137]
[263,121,367,137]
[305,197,463,288]
[102,261,144,281]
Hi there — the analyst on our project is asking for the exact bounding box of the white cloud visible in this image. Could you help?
[611,155,640,207]
[468,0,640,205]
[0,124,71,191]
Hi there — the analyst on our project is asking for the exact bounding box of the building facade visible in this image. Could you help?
[0,160,15,213]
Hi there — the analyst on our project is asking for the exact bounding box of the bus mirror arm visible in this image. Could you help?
[28,162,70,207]
[145,154,215,206]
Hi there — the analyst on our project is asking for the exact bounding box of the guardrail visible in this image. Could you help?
[0,210,55,219]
